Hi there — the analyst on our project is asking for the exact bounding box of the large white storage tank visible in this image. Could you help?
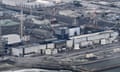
[100,39,109,45]
[2,34,21,45]
[45,49,52,55]
[80,41,89,47]
[74,43,80,50]
[93,39,100,44]
[74,37,86,43]
[66,40,73,48]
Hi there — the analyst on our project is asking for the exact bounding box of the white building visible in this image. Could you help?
[2,0,28,6]
[69,27,80,37]
[59,10,81,18]
[2,34,21,45]
[70,30,119,48]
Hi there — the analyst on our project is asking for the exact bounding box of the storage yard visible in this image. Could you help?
[0,0,120,72]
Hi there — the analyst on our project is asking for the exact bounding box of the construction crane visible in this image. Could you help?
[48,8,57,33]
[0,19,3,56]
[90,9,97,26]
[87,8,99,29]
[20,2,24,40]
[92,9,97,27]
[53,8,57,17]
[30,6,33,15]
[0,19,5,56]
[73,17,78,26]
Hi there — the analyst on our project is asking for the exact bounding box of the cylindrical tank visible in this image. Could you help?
[100,39,108,45]
[74,43,80,50]
[80,41,89,47]
[66,40,73,48]
[45,49,52,55]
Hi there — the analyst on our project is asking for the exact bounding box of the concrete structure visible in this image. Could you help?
[59,10,82,18]
[2,0,28,6]
[11,30,119,56]
[66,40,73,48]
[0,19,20,35]
[11,43,58,56]
[19,0,55,8]
[2,34,21,45]
[70,30,119,47]
[69,27,80,37]
[31,18,50,25]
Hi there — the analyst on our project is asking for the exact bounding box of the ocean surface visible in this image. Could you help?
[1,69,59,72]
[1,59,120,72]
[102,67,120,72]
[0,63,72,72]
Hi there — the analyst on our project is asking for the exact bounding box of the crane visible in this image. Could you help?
[0,18,3,56]
[86,8,99,29]
[20,2,24,41]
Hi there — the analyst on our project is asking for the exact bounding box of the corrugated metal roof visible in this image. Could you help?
[0,19,19,26]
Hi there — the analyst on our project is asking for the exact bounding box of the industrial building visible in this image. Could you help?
[56,9,83,26]
[71,30,118,48]
[2,34,21,45]
[58,10,82,18]
[11,43,58,56]
[0,0,120,72]
[0,19,20,35]
[1,0,74,9]
[10,30,119,56]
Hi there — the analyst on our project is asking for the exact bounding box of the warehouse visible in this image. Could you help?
[2,34,21,45]
[59,10,82,18]
[70,30,119,48]
[54,26,81,39]
[69,27,80,37]
[56,9,86,26]
[1,0,29,6]
[18,0,55,9]
[11,44,58,57]
[11,29,119,56]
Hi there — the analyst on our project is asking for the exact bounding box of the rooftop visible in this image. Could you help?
[0,19,19,26]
